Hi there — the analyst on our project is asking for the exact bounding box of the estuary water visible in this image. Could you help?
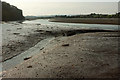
[23,19,119,30]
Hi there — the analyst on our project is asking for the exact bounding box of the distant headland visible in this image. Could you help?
[2,2,25,21]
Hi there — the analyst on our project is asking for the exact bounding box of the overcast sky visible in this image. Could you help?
[1,0,119,16]
[2,0,120,2]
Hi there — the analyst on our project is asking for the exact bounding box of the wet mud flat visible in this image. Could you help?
[3,31,120,78]
[2,25,120,62]
[2,30,54,62]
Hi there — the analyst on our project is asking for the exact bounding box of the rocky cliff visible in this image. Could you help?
[2,2,25,21]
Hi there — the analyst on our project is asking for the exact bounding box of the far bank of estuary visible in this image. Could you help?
[49,18,120,25]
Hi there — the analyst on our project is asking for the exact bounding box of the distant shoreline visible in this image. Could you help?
[49,18,120,25]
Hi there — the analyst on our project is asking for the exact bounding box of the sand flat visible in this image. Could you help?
[3,32,120,78]
[50,18,120,25]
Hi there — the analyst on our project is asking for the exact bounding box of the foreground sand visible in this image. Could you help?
[3,32,120,78]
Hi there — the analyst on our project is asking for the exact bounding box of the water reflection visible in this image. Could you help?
[23,19,119,30]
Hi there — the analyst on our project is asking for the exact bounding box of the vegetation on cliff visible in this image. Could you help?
[2,2,25,21]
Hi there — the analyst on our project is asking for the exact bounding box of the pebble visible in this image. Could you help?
[24,56,32,60]
[27,65,32,68]
[62,44,69,47]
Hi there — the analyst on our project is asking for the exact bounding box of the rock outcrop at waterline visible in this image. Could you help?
[2,2,25,21]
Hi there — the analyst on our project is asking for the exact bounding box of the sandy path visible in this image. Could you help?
[3,32,120,78]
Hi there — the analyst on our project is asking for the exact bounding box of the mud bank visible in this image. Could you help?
[50,18,120,25]
[3,31,120,78]
[2,25,119,62]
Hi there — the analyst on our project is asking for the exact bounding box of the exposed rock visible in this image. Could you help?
[17,28,22,30]
[36,24,41,25]
[24,56,32,61]
[62,44,69,46]
[35,30,44,32]
[2,2,25,21]
[13,33,20,35]
[27,65,33,68]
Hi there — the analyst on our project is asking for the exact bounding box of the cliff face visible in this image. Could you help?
[2,2,25,21]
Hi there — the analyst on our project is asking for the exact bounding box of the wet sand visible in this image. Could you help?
[2,22,73,62]
[2,22,119,62]
[2,21,119,62]
[50,18,120,25]
[3,31,120,78]
[2,22,53,62]
[1,20,120,78]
